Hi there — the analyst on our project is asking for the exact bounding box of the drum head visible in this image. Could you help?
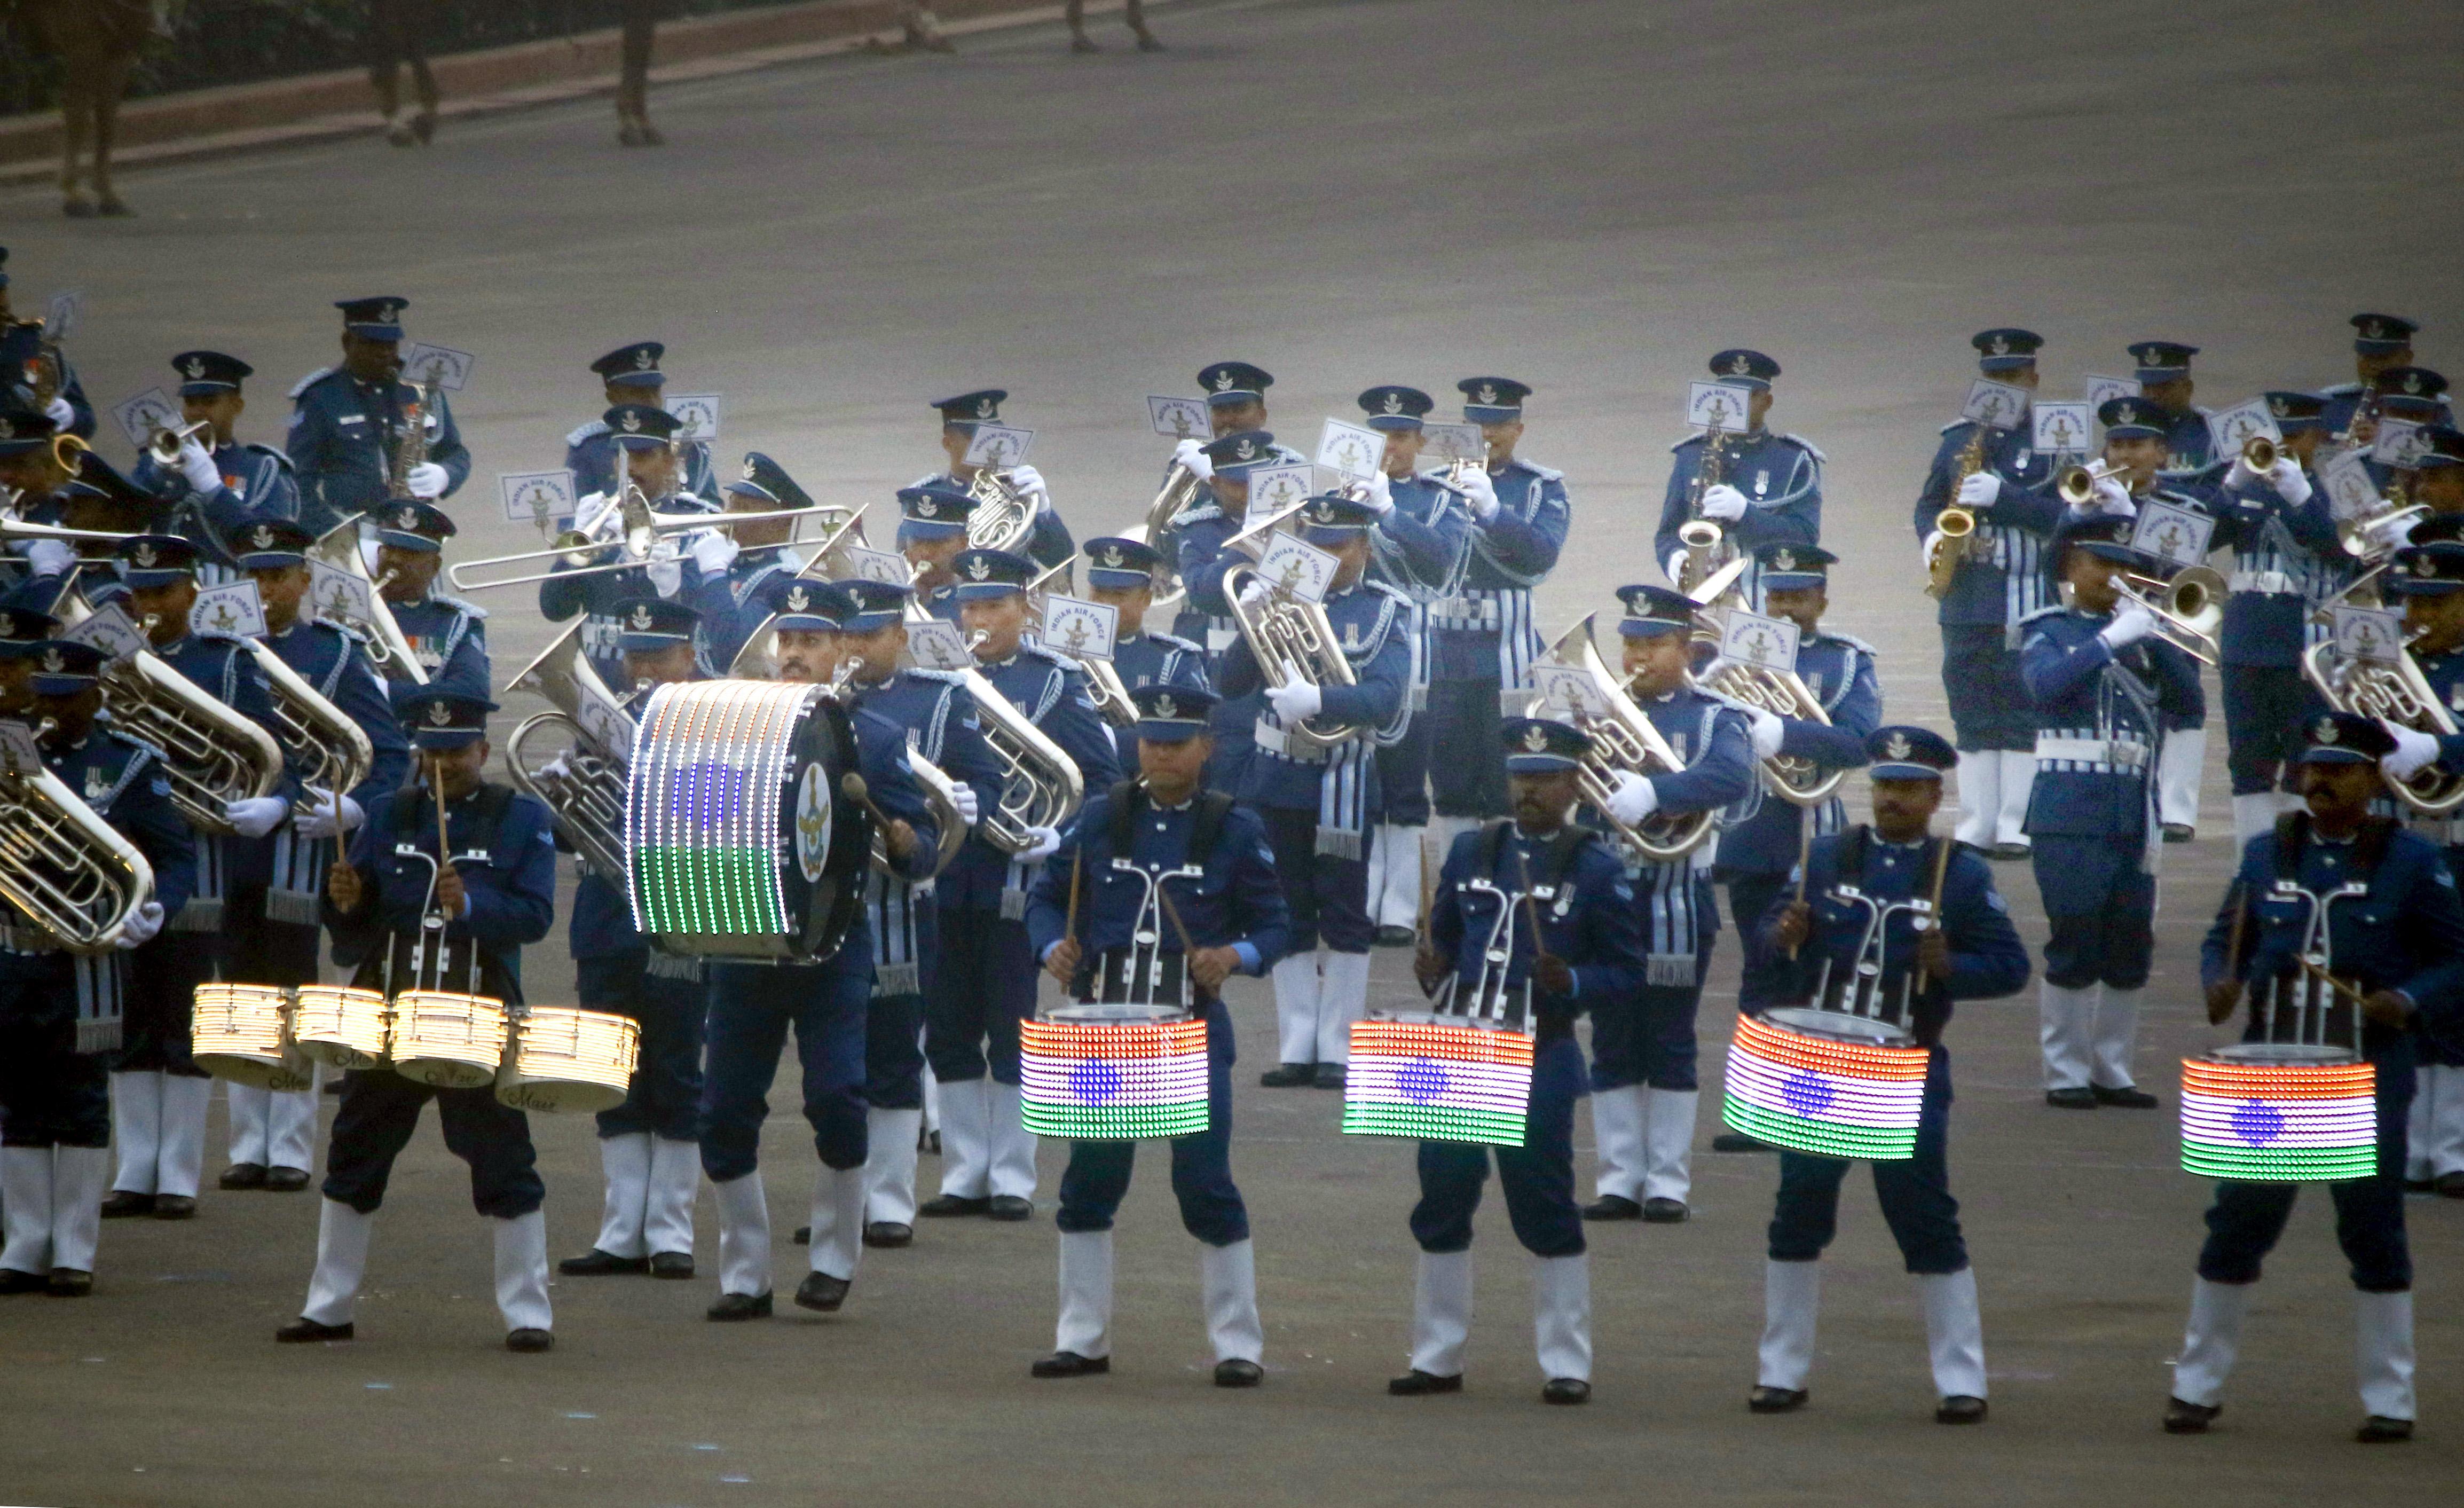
[2211,1042,2363,1066]
[1764,1007,1917,1049]
[777,689,871,964]
[1049,1003,1191,1026]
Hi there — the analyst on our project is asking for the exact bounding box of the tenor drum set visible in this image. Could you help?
[1020,1003,1210,1142]
[1343,1013,1536,1149]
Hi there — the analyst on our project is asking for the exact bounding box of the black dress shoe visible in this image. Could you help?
[1580,1194,1642,1222]
[863,1221,914,1248]
[1541,1378,1591,1405]
[152,1194,197,1220]
[706,1291,773,1322]
[917,1195,990,1218]
[2092,1085,2160,1109]
[794,1271,851,1312]
[2162,823,2195,844]
[1712,1132,1775,1153]
[219,1163,269,1190]
[1258,1063,1316,1088]
[2357,1415,2414,1443]
[505,1328,554,1354]
[559,1248,649,1276]
[2405,1177,2436,1193]
[1987,842,2030,860]
[1031,1350,1110,1378]
[2162,1396,2220,1434]
[1641,1197,1689,1223]
[650,1252,695,1279]
[1215,1358,1264,1387]
[1387,1369,1463,1396]
[99,1190,154,1219]
[2436,1172,2464,1199]
[1749,1386,1808,1413]
[265,1166,311,1193]
[45,1268,92,1297]
[987,1195,1034,1221]
[1936,1395,1988,1424]
[1374,924,1419,948]
[792,1225,810,1244]
[0,1268,49,1295]
[1312,1063,1346,1090]
[276,1316,353,1343]
[2045,1087,2099,1110]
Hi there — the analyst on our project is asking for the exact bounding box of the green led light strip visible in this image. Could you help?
[1721,1097,1919,1161]
[1339,1102,1529,1148]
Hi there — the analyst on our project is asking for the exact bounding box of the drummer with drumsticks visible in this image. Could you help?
[1752,725,2028,1425]
[1025,683,1288,1387]
[282,688,560,1352]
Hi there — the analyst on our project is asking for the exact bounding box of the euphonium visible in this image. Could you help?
[2300,631,2464,816]
[960,652,1085,853]
[242,640,374,805]
[1696,654,1847,807]
[307,516,430,685]
[52,598,285,835]
[0,721,158,954]
[1523,614,1717,861]
[1222,563,1362,754]
[502,619,633,877]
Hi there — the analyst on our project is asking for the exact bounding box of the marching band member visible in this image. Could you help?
[221,518,411,1193]
[913,390,1074,572]
[1655,350,1823,610]
[1752,726,2028,1424]
[2369,368,2452,478]
[1170,429,1292,799]
[102,535,301,1222]
[1164,363,1307,652]
[564,342,714,504]
[368,501,491,697]
[1395,718,1647,1405]
[920,548,1120,1215]
[558,598,710,1282]
[285,689,560,1350]
[2208,393,2341,847]
[699,622,939,1320]
[2020,513,2203,1110]
[896,481,978,623]
[1590,584,1756,1221]
[540,403,715,693]
[688,452,811,673]
[2170,712,2464,1442]
[2128,341,2216,481]
[0,641,190,1296]
[286,297,469,540]
[1217,492,1412,1088]
[1025,684,1288,1386]
[2320,314,2439,439]
[131,351,302,584]
[1916,328,2060,857]
[1078,535,1209,766]
[2407,427,2464,523]
[1422,378,1571,863]
[0,247,96,437]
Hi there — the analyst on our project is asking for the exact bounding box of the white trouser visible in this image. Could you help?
[1953,753,1997,849]
[645,1136,699,1257]
[1918,1268,1987,1399]
[936,1077,993,1199]
[2357,1290,2416,1420]
[2406,1065,2464,1181]
[1531,1252,1591,1382]
[1410,1250,1474,1377]
[988,1081,1038,1200]
[50,1146,106,1273]
[2038,982,2097,1090]
[109,1070,163,1195]
[1318,949,1369,1066]
[2,1145,56,1273]
[154,1074,212,1199]
[1271,954,1322,1065]
[1055,1229,1114,1358]
[807,1163,867,1282]
[301,1198,375,1326]
[2159,725,2205,830]
[865,1106,924,1225]
[2091,987,2142,1090]
[1643,1087,1697,1204]
[713,1172,771,1299]
[1758,1258,1821,1390]
[591,1132,654,1259]
[1369,821,1423,929]
[2170,1277,2252,1407]
[2230,791,2288,850]
[1203,1238,1264,1364]
[226,1074,320,1172]
[494,1211,552,1332]
[1996,749,2035,849]
[1590,1085,1646,1203]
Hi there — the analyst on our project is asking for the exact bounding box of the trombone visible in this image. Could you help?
[2111,564,2225,665]
[447,498,848,593]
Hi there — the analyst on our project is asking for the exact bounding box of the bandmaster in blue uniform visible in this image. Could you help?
[286,297,469,539]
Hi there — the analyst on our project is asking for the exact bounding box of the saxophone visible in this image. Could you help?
[1678,424,1737,596]
[385,381,434,500]
[1926,424,1989,600]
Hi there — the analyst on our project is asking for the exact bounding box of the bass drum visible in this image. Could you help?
[627,679,872,965]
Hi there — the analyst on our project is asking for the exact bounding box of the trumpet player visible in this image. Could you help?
[540,403,717,694]
[2406,427,2464,522]
[563,343,714,506]
[1080,535,1210,767]
[285,297,468,540]
[220,518,412,1196]
[370,501,491,697]
[687,452,815,673]
[129,351,300,586]
[2209,392,2341,847]
[1918,328,2060,858]
[1654,350,1823,610]
[2320,313,2432,442]
[896,481,979,621]
[2019,514,2204,1111]
[1217,492,1412,1089]
[2126,341,2216,482]
[0,640,191,1298]
[914,389,1074,573]
[1589,584,1757,1222]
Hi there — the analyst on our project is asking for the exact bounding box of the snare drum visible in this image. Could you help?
[2180,1045,2376,1183]
[192,984,312,1091]
[1343,1012,1534,1149]
[389,991,510,1089]
[291,985,392,1071]
[1721,1009,1931,1161]
[1020,1003,1208,1141]
[494,1007,642,1114]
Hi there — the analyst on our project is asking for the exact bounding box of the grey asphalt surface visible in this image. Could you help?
[4,1,2462,1504]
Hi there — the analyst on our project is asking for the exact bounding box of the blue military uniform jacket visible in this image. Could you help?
[325,781,558,1002]
[2207,465,2340,667]
[383,590,491,699]
[1765,828,2030,1046]
[1656,428,1823,605]
[284,367,472,538]
[1915,420,2062,632]
[850,666,1005,986]
[565,422,714,507]
[1217,579,1412,852]
[538,517,716,692]
[685,546,803,675]
[2159,406,2217,482]
[1615,685,1756,983]
[1104,626,1209,764]
[2017,605,2204,840]
[1166,438,1310,651]
[940,647,1121,915]
[1428,822,1647,1041]
[1428,458,1568,694]
[1026,783,1292,993]
[248,618,413,923]
[133,442,301,571]
[1714,631,1881,875]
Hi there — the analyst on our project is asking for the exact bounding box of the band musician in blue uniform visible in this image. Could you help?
[1077,535,1208,767]
[285,298,469,539]
[131,350,301,584]
[563,342,715,505]
[1654,350,1823,610]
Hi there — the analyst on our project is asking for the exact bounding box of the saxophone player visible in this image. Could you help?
[284,297,468,540]
[1654,350,1824,610]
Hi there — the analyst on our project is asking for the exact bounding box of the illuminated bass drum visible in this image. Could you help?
[626,679,871,964]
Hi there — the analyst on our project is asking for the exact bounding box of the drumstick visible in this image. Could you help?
[1919,826,1955,985]
[2216,879,2249,1027]
[839,771,895,831]
[1065,846,1083,943]
[1508,841,1564,1011]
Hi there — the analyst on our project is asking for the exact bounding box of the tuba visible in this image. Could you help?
[502,619,633,877]
[1222,563,1362,754]
[0,721,159,954]
[2300,631,2464,816]
[242,640,374,805]
[1523,614,1717,861]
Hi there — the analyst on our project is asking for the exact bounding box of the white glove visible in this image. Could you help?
[2224,455,2260,491]
[1020,826,1064,863]
[1956,472,2002,508]
[2381,719,2442,781]
[404,461,450,499]
[1698,483,1749,522]
[1268,680,1324,724]
[691,528,739,575]
[1666,551,1690,585]
[646,556,683,599]
[1006,464,1047,504]
[26,538,74,577]
[1749,709,1786,760]
[950,781,982,826]
[536,755,573,783]
[177,437,222,494]
[1235,574,1271,608]
[1603,769,1659,827]
[573,489,619,539]
[1361,469,1395,517]
[2099,604,2156,650]
[294,791,365,840]
[44,396,74,430]
[2088,476,2135,516]
[223,795,292,839]
[2269,458,2313,506]
[115,900,164,950]
[1456,467,1500,523]
[1172,438,1214,482]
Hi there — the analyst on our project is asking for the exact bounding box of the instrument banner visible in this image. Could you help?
[2331,607,2404,666]
[2033,401,2091,455]
[2082,373,2141,412]
[111,387,178,450]
[964,424,1035,468]
[1246,463,1313,516]
[1959,378,2029,430]
[62,601,147,666]
[498,469,576,530]
[666,392,721,443]
[1718,610,1798,672]
[399,342,474,392]
[1145,395,1209,439]
[1256,533,1336,605]
[190,581,267,639]
[2179,1057,2376,1182]
[1315,419,1384,481]
[1040,596,1118,661]
[1686,381,1749,433]
[2129,500,2214,570]
[2206,396,2280,460]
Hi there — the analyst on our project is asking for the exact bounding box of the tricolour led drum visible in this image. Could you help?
[1021,1005,1209,1141]
[626,680,868,963]
[1343,1016,1533,1148]
[1721,1013,1930,1161]
[2180,1055,2377,1182]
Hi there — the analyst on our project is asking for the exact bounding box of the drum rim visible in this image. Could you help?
[1762,1006,1919,1048]
[1045,1003,1193,1025]
[2205,1042,2365,1066]
[1364,1009,1533,1036]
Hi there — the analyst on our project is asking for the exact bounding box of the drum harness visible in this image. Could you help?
[1805,824,1953,1033]
[1445,820,1594,1039]
[1077,779,1237,1010]
[2244,813,2394,1051]
[366,780,519,1007]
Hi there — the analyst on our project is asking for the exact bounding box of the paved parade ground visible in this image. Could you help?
[4,1,2461,1503]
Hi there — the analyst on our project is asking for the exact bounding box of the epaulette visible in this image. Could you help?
[1363,579,1413,606]
[191,628,246,647]
[1939,418,1972,437]
[1020,642,1077,671]
[103,726,169,769]
[320,618,371,647]
[1668,434,1703,454]
[1169,502,1222,528]
[564,420,609,449]
[1515,458,1565,482]
[242,442,295,473]
[1698,684,1758,716]
[286,367,334,399]
[2017,603,2070,626]
[1815,630,1878,656]
[2192,405,2214,418]
[432,593,489,621]
[1148,629,1204,654]
[1781,433,1829,461]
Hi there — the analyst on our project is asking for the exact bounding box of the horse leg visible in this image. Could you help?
[1127,0,1162,51]
[367,0,412,144]
[59,74,95,217]
[1066,0,1097,52]
[406,0,439,144]
[616,0,659,146]
[93,49,137,215]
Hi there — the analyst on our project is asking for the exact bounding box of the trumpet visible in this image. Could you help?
[1223,564,1363,754]
[1523,614,1717,861]
[2300,630,2464,816]
[2241,433,2281,472]
[2055,458,2132,508]
[0,719,159,956]
[148,420,214,466]
[2111,565,2225,666]
[2338,497,2428,563]
[448,498,846,593]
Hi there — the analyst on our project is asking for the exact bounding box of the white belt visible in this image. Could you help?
[2228,570,2298,595]
[2035,735,2149,768]
[1251,718,1333,763]
[1205,622,1238,654]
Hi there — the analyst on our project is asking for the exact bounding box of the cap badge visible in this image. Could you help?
[40,647,64,673]
[634,348,656,371]
[1213,371,1235,391]
[1728,353,1752,376]
[1381,391,1403,415]
[741,457,759,481]
[915,496,938,517]
[2364,319,2386,339]
[1154,693,1177,719]
[1233,438,1255,460]
[251,525,274,548]
[0,419,14,439]
[132,543,158,568]
[1522,724,1551,752]
[786,585,810,611]
[2270,396,2289,417]
[1100,545,1124,568]
[1989,334,2010,355]
[2416,553,2437,577]
[1772,548,1796,571]
[975,397,995,418]
[183,356,206,378]
[621,411,642,433]
[1477,383,1498,404]
[629,604,655,630]
[2404,372,2424,395]
[427,701,453,728]
[2316,717,2339,744]
[1884,732,1912,761]
[965,556,993,581]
